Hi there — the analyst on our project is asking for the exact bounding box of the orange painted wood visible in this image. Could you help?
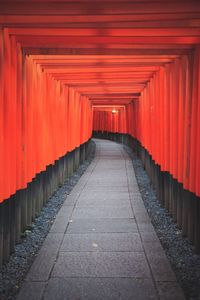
[0,32,92,202]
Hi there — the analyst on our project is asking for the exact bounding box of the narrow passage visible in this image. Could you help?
[17,139,185,300]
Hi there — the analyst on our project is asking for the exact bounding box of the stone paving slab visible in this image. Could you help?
[82,186,129,192]
[43,278,158,300]
[50,206,74,233]
[76,197,131,207]
[26,233,64,281]
[67,218,138,234]
[71,205,134,219]
[16,282,46,300]
[140,231,160,243]
[17,139,185,300]
[77,191,130,200]
[137,222,156,232]
[145,251,177,282]
[86,182,128,187]
[52,251,151,278]
[62,196,77,206]
[60,232,143,252]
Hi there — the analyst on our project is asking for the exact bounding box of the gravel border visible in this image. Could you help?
[0,141,96,300]
[124,145,200,300]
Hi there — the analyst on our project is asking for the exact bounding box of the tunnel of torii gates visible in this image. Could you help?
[0,0,200,265]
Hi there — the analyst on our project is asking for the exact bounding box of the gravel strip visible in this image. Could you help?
[124,145,200,300]
[0,141,96,300]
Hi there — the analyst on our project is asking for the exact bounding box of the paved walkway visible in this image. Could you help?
[17,139,185,300]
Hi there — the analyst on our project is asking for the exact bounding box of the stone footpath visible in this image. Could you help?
[16,139,185,300]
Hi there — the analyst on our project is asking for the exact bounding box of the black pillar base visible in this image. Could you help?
[0,139,92,267]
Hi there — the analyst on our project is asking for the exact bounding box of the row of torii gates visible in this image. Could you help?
[0,0,200,266]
